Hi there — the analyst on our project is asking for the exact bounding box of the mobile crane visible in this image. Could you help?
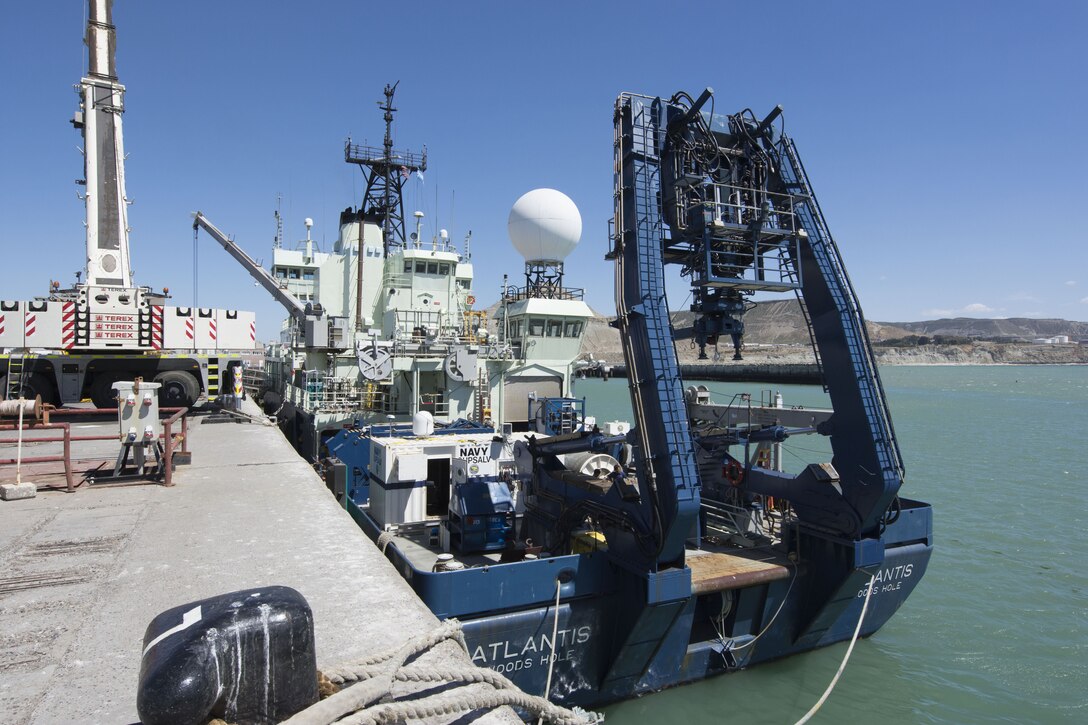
[0,0,256,409]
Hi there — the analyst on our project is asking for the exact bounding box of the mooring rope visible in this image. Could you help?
[793,573,876,725]
[283,618,601,725]
[375,531,395,554]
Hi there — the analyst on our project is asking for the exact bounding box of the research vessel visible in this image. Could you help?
[194,83,608,462]
[317,89,933,707]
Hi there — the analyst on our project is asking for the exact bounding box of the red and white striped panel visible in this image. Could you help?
[209,318,217,342]
[25,312,37,339]
[185,317,195,340]
[151,306,164,350]
[249,320,256,344]
[61,302,76,349]
[0,313,5,337]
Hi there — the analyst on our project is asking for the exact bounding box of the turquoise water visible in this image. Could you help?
[573,366,1088,724]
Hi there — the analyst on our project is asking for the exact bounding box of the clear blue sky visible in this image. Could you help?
[2,1,1085,340]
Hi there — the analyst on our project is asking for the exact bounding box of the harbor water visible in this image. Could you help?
[576,365,1087,724]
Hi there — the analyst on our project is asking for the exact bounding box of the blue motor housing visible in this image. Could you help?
[449,479,514,553]
[137,585,318,725]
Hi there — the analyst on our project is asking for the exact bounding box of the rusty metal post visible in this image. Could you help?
[163,417,174,487]
[160,407,188,487]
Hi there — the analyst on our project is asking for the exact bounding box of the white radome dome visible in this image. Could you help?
[507,188,582,263]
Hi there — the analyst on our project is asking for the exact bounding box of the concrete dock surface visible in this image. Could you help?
[0,403,520,724]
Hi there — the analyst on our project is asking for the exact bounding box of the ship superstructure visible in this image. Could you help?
[196,85,599,459]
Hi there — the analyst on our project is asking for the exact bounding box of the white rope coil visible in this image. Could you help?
[0,397,41,420]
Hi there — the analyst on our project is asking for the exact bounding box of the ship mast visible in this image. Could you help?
[74,0,133,288]
[344,82,427,253]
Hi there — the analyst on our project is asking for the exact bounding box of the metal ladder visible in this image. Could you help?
[6,352,26,400]
[777,137,903,481]
[474,366,491,423]
[782,259,825,389]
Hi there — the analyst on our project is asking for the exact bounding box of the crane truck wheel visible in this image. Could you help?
[154,371,200,409]
[1,372,59,406]
[89,374,122,409]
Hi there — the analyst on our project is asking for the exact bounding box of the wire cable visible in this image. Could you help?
[728,561,797,652]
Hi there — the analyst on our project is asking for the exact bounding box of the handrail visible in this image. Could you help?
[162,406,189,487]
[0,406,190,490]
[0,422,75,492]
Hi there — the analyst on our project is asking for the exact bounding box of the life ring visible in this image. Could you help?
[723,459,744,487]
[466,295,476,306]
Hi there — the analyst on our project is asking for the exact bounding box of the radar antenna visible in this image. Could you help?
[344,82,427,252]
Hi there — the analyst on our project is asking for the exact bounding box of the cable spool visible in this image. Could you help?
[0,396,42,421]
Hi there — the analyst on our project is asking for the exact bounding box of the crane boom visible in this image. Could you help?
[191,212,311,325]
[77,0,133,288]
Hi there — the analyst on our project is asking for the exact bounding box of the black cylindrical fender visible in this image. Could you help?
[137,585,318,725]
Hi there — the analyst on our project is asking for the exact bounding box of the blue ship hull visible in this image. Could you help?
[348,495,932,707]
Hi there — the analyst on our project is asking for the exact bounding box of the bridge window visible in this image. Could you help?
[274,267,287,279]
[427,262,438,274]
[546,319,563,337]
[288,268,301,279]
[528,318,545,336]
[303,270,314,280]
[564,320,583,337]
[416,261,427,273]
[404,261,412,273]
[439,263,450,275]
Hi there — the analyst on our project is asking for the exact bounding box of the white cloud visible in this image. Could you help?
[922,303,1000,318]
[1065,281,1077,287]
[1081,296,1088,304]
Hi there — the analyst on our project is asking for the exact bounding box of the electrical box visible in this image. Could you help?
[304,318,328,348]
[113,381,162,442]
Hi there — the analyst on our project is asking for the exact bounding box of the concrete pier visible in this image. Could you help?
[0,403,519,724]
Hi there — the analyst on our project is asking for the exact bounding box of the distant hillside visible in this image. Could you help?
[670,299,915,345]
[882,317,1088,341]
[574,300,1088,365]
[583,299,913,350]
[483,298,1088,364]
[584,300,1087,346]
